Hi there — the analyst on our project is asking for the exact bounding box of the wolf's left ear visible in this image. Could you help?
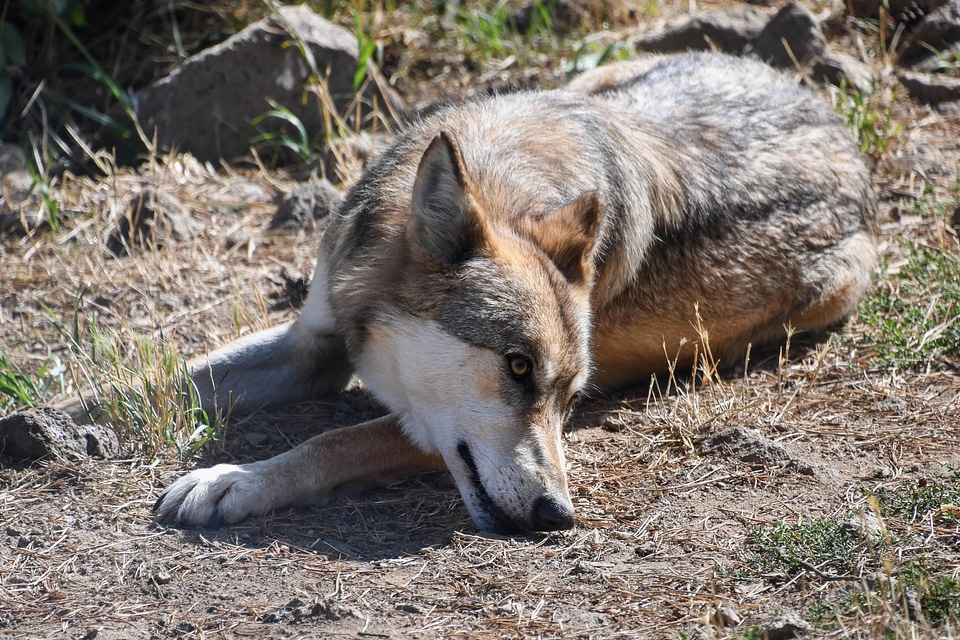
[528,191,605,286]
[407,132,485,264]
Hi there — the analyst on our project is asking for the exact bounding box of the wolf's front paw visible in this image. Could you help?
[154,464,271,527]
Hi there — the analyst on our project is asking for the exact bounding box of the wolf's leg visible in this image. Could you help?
[153,414,446,527]
[187,320,352,414]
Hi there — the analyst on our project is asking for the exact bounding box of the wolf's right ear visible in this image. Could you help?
[407,132,486,264]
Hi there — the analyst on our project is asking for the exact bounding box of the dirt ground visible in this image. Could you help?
[2,1,960,639]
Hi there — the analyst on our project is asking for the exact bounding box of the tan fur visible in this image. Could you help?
[55,53,878,534]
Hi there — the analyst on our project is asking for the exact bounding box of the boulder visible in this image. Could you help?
[747,2,827,68]
[0,406,119,461]
[899,0,960,64]
[636,7,768,55]
[133,5,402,163]
[897,69,960,102]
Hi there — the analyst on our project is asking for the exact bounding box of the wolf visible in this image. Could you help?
[146,52,878,533]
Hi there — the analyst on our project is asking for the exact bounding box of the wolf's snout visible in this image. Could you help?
[532,495,575,531]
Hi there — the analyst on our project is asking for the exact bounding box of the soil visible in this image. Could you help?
[2,2,959,639]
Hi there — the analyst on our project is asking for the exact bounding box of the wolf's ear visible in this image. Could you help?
[527,191,605,286]
[407,132,485,264]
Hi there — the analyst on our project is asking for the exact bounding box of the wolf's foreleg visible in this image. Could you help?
[153,414,446,527]
[187,321,353,414]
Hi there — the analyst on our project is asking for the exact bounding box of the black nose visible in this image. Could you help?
[532,495,575,531]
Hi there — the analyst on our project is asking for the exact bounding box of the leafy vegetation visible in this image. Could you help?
[67,320,223,460]
[830,80,902,157]
[749,472,960,632]
[857,241,960,371]
[0,350,65,411]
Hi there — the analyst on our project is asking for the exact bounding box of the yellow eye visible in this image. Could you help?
[507,355,531,378]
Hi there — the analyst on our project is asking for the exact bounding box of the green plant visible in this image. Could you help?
[750,515,880,579]
[872,468,960,524]
[829,80,902,157]
[353,9,378,94]
[0,349,66,411]
[857,242,960,371]
[70,321,221,460]
[454,0,560,67]
[249,97,313,163]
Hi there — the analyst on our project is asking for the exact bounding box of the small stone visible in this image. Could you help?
[107,187,199,255]
[748,2,827,68]
[701,427,791,466]
[152,570,172,585]
[811,50,875,93]
[564,611,613,628]
[709,604,743,627]
[133,5,402,163]
[269,180,342,231]
[897,69,960,104]
[762,610,813,640]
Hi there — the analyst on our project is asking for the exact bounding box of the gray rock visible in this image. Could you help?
[269,179,342,231]
[897,69,960,103]
[636,7,768,55]
[708,604,743,628]
[899,0,960,64]
[0,406,119,461]
[849,0,950,22]
[762,610,813,640]
[133,5,402,163]
[701,426,791,466]
[107,187,199,255]
[748,2,827,68]
[811,50,875,93]
[564,611,613,628]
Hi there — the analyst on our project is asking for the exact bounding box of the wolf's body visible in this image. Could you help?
[143,53,877,533]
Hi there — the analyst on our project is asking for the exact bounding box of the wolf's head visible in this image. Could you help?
[356,132,605,533]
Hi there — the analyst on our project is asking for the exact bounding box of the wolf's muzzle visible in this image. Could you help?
[457,441,575,533]
[532,495,575,531]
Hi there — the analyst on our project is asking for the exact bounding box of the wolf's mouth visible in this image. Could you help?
[456,442,523,534]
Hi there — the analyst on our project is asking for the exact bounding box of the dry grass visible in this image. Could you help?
[2,1,960,638]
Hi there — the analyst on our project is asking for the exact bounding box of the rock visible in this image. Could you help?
[268,267,311,311]
[849,0,950,22]
[259,598,360,623]
[897,69,960,103]
[951,204,960,232]
[133,5,403,163]
[747,2,827,68]
[701,427,791,466]
[0,143,40,236]
[106,187,199,255]
[636,7,768,55]
[841,510,885,538]
[762,610,813,640]
[811,50,875,93]
[708,604,743,628]
[564,611,613,628]
[0,406,119,461]
[899,0,960,64]
[269,180,342,231]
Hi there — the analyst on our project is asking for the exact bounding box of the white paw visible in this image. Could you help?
[153,463,272,527]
